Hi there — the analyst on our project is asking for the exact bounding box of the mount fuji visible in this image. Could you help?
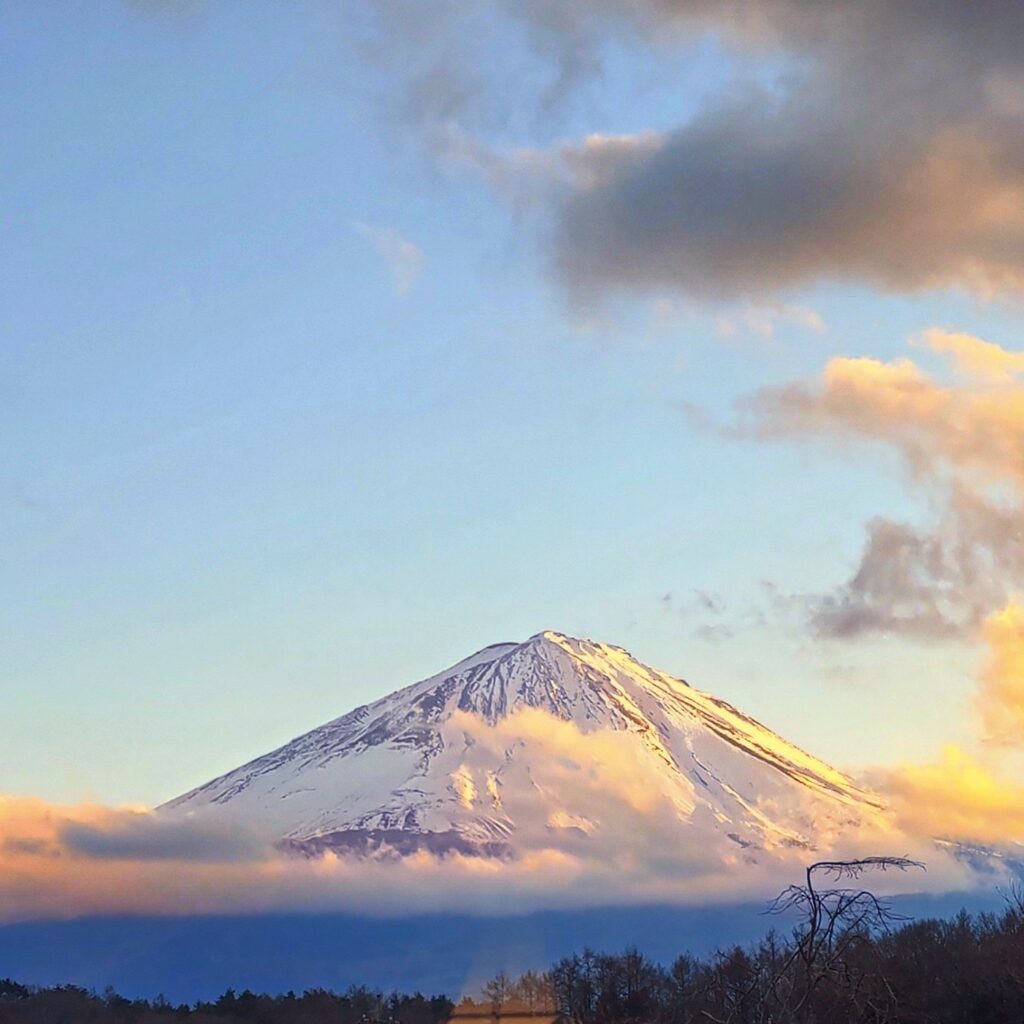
[162,631,884,860]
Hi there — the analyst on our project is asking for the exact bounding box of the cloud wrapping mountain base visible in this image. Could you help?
[0,633,1002,923]
[0,787,977,924]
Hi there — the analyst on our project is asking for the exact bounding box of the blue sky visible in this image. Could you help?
[4,2,1023,806]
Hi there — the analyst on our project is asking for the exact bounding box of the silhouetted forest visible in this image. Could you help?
[0,982,454,1024]
[3,862,1024,1024]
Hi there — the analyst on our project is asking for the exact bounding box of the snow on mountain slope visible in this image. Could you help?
[161,632,885,859]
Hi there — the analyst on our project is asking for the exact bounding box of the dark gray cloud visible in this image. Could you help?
[60,814,269,864]
[2,836,55,857]
[549,1,1024,301]
[806,493,1024,640]
[380,0,1024,301]
[555,105,1024,301]
[139,2,1024,306]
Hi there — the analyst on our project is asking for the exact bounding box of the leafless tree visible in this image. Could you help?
[766,857,925,1020]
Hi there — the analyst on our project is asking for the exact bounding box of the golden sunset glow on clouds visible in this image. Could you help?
[877,601,1024,846]
[880,745,1024,847]
[0,703,984,925]
[980,603,1024,745]
[742,330,1024,639]
[741,331,1024,852]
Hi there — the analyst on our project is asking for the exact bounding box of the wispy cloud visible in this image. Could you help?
[714,302,825,340]
[354,223,423,296]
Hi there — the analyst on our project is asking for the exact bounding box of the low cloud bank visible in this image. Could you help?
[0,706,996,925]
[0,794,961,926]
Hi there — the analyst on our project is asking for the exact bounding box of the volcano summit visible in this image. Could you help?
[162,632,884,860]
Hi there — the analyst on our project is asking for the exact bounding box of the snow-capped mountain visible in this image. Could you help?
[162,631,884,858]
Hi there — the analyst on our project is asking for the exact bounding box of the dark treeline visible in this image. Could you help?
[544,904,1024,1023]
[2,861,1024,1024]
[540,859,1024,1024]
[0,983,453,1024]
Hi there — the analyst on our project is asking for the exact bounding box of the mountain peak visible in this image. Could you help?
[523,628,619,650]
[162,632,883,859]
[531,629,567,642]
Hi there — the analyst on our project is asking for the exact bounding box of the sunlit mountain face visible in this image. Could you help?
[163,631,885,861]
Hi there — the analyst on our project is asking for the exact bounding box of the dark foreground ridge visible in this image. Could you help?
[2,893,1023,1024]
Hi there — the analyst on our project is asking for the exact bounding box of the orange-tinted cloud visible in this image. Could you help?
[920,328,1024,384]
[743,338,1024,834]
[0,790,725,924]
[742,332,1024,638]
[979,603,1024,745]
[0,710,971,925]
[864,600,1024,846]
[877,745,1024,846]
[746,339,1024,487]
